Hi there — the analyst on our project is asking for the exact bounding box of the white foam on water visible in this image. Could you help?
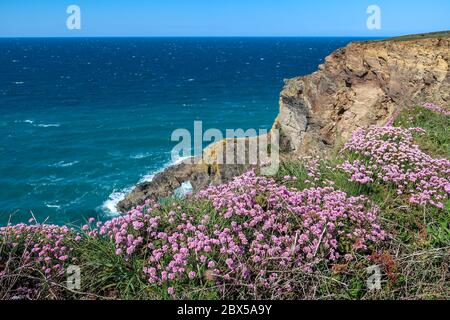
[15,120,60,128]
[15,119,34,124]
[36,123,60,128]
[139,156,191,183]
[130,152,151,159]
[45,203,61,209]
[101,156,191,216]
[174,181,193,198]
[102,188,133,216]
[49,161,79,168]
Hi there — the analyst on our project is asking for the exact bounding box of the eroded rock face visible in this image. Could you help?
[117,151,256,212]
[274,37,450,157]
[118,34,450,213]
[117,157,206,212]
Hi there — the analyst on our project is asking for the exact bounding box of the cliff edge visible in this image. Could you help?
[118,32,450,213]
[275,32,449,157]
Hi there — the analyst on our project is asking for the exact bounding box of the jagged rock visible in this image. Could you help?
[117,147,256,212]
[118,157,206,212]
[118,32,450,213]
[274,35,450,157]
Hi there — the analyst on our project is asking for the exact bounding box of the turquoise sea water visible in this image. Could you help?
[0,37,370,226]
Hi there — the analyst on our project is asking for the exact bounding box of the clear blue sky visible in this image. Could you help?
[0,0,449,37]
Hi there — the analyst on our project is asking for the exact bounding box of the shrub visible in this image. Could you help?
[0,223,80,299]
[340,126,450,209]
[86,171,386,298]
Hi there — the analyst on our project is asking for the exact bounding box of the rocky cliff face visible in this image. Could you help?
[118,33,450,213]
[275,36,449,157]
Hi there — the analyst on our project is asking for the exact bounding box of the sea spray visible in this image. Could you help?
[101,156,191,215]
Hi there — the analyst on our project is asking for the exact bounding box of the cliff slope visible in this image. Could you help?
[118,32,450,212]
[275,34,449,157]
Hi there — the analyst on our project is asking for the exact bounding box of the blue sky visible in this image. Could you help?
[0,0,449,37]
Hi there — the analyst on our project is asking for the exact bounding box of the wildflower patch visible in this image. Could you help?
[340,126,450,209]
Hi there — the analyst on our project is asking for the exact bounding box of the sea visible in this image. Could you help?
[0,37,372,226]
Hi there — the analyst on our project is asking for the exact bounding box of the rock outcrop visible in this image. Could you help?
[117,144,258,212]
[275,35,449,157]
[118,32,450,213]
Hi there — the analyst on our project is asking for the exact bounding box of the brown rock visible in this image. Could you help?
[118,32,450,213]
[275,35,450,158]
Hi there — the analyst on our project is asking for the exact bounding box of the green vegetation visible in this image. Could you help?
[276,105,450,299]
[395,105,450,157]
[1,104,449,300]
[384,30,450,42]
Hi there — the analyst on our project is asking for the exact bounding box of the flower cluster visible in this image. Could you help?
[385,108,403,127]
[301,157,321,186]
[0,223,79,279]
[340,126,450,208]
[196,172,385,289]
[93,200,217,294]
[422,103,450,116]
[1,101,447,299]
[96,200,159,258]
[82,171,386,296]
[298,156,336,187]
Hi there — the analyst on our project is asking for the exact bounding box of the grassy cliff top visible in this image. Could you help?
[386,30,450,42]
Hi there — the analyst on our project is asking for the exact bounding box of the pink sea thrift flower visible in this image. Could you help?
[422,103,450,116]
[340,126,450,208]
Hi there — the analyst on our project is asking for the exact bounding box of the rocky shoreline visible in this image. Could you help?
[118,32,450,213]
[117,154,256,212]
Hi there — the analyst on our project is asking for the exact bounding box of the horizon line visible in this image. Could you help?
[4,30,447,39]
[0,35,390,39]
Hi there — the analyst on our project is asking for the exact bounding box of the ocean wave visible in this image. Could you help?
[130,152,152,159]
[138,156,190,183]
[36,123,60,128]
[174,181,193,198]
[45,203,61,209]
[15,119,34,124]
[49,161,79,168]
[101,156,191,215]
[15,120,60,128]
[101,188,133,217]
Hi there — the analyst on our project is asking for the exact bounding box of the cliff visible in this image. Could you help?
[118,32,450,213]
[275,33,449,157]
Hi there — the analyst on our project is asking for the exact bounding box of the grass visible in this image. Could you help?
[70,199,224,300]
[394,105,450,157]
[1,104,449,300]
[385,30,450,42]
[274,105,450,299]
